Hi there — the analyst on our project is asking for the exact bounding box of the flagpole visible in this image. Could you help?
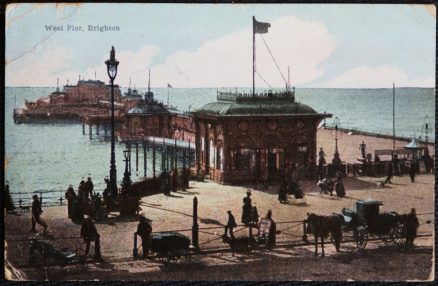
[252,16,255,98]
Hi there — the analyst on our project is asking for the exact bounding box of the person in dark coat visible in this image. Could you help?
[80,217,101,260]
[359,141,366,159]
[31,194,48,232]
[409,161,417,183]
[171,168,179,192]
[224,210,237,239]
[84,177,94,198]
[135,216,152,258]
[384,162,393,184]
[71,196,84,224]
[5,183,15,212]
[405,208,420,247]
[241,191,252,225]
[266,210,277,249]
[318,148,327,179]
[160,170,170,196]
[335,172,346,198]
[65,185,76,219]
[278,179,288,203]
[78,180,86,199]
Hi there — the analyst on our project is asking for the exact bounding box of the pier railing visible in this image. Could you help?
[217,90,295,103]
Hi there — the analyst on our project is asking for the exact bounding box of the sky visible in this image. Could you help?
[5,3,436,88]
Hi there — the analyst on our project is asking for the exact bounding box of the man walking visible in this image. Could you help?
[31,194,48,233]
[384,161,394,185]
[224,210,237,239]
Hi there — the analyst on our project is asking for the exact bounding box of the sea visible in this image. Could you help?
[4,86,435,204]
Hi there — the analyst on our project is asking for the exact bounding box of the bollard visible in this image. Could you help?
[18,198,23,208]
[59,196,63,206]
[133,233,138,259]
[192,196,199,252]
[302,220,308,242]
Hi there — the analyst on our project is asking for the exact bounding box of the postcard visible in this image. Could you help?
[4,3,435,281]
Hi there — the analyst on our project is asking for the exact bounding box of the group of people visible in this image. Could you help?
[317,171,346,198]
[65,177,108,224]
[222,191,276,248]
[159,167,190,196]
[278,177,305,203]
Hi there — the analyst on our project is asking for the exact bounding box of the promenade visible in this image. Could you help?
[4,128,435,281]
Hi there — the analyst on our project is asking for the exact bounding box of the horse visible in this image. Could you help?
[306,213,344,257]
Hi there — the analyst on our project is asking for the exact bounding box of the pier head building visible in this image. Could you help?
[193,90,331,183]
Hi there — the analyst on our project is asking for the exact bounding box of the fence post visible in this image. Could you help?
[192,196,199,252]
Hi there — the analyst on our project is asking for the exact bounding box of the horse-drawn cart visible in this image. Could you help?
[339,200,406,249]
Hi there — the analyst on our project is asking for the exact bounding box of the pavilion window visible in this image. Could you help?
[216,147,223,170]
[209,140,215,168]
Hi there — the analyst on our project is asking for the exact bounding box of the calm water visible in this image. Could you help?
[4,86,435,201]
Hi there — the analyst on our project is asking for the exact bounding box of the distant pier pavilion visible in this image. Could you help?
[193,90,331,183]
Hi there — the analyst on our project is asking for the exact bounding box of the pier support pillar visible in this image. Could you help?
[143,144,147,178]
[135,143,139,172]
[128,143,132,174]
[96,124,100,135]
[153,143,156,178]
[82,123,85,135]
[104,124,108,137]
[162,147,166,172]
[89,124,92,140]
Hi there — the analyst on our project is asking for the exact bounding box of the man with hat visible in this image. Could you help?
[135,216,153,258]
[80,216,102,261]
[31,194,48,232]
[224,210,237,239]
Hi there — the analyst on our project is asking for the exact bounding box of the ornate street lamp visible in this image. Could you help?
[332,117,342,166]
[105,46,119,198]
[122,149,132,193]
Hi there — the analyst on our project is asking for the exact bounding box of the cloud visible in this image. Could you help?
[151,15,336,88]
[6,15,335,88]
[6,47,71,86]
[321,65,435,88]
[6,45,160,87]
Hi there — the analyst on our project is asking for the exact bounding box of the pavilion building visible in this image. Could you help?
[193,89,331,183]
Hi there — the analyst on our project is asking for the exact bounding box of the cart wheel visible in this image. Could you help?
[354,226,368,249]
[390,222,406,247]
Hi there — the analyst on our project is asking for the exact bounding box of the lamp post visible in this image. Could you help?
[122,149,132,194]
[105,46,119,198]
[332,117,342,166]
